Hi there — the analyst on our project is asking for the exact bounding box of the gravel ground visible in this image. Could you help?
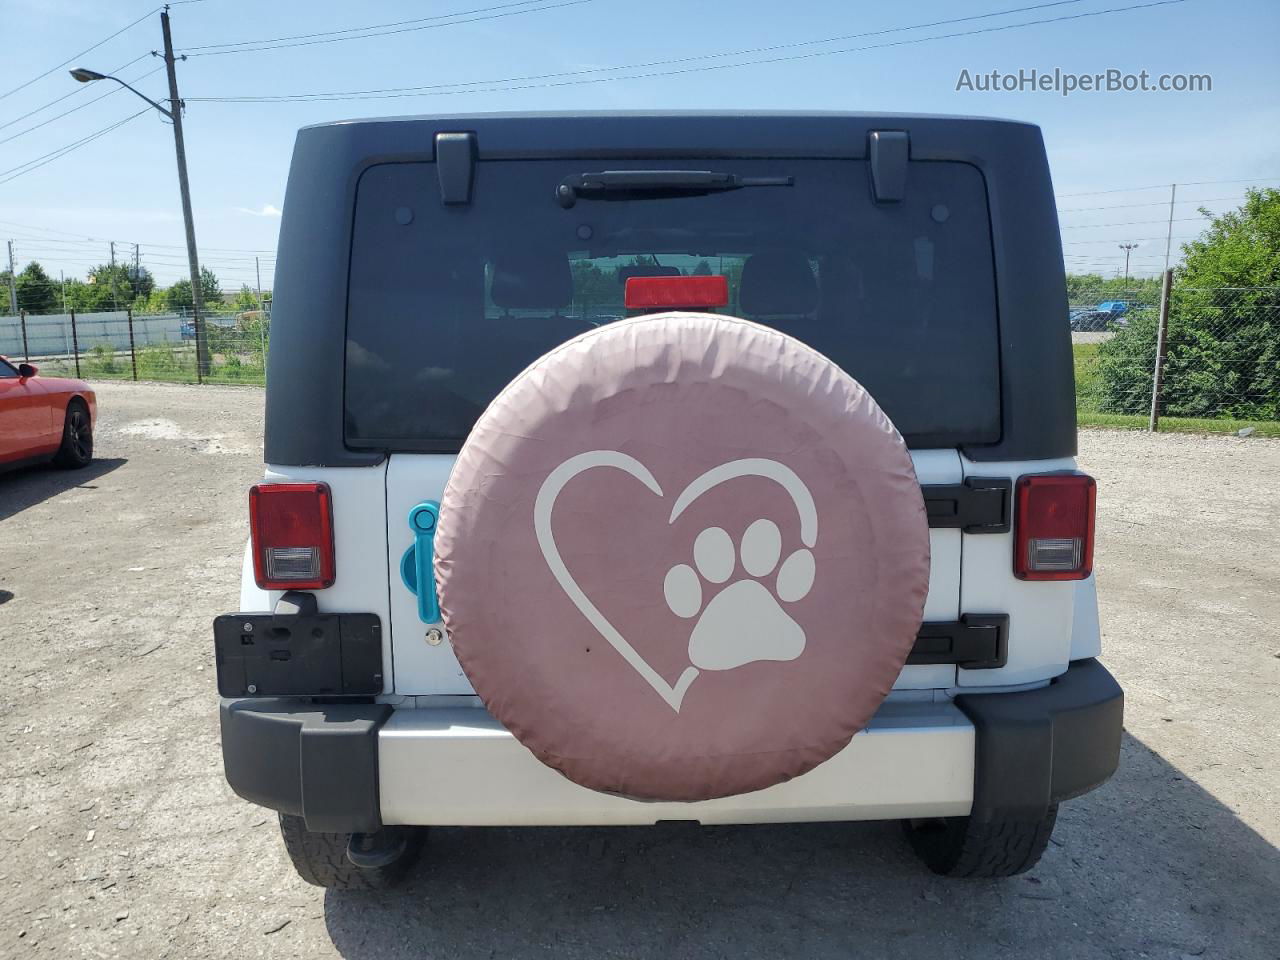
[1,381,1277,960]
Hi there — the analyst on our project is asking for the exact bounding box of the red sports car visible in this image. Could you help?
[0,356,96,471]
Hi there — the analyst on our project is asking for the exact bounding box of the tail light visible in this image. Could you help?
[625,275,729,310]
[249,482,335,590]
[1013,474,1096,581]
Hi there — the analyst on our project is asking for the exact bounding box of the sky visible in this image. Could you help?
[1,0,1278,290]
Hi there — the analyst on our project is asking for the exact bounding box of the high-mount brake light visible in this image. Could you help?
[1013,474,1096,581]
[624,275,729,310]
[249,482,336,590]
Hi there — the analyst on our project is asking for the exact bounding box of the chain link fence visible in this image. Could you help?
[5,286,1277,434]
[1072,283,1280,432]
[0,309,269,385]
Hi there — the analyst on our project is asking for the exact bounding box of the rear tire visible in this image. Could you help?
[902,804,1058,878]
[277,814,424,889]
[52,400,92,469]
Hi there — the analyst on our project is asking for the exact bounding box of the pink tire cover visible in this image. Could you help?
[435,312,930,802]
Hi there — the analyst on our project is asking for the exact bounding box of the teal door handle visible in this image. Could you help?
[400,500,441,624]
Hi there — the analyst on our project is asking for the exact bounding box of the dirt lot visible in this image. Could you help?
[2,381,1277,960]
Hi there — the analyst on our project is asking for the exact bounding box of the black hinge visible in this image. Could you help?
[435,131,476,205]
[910,615,1009,670]
[922,478,1011,533]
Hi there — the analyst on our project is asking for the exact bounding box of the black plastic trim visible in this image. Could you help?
[910,615,1008,669]
[922,478,1012,533]
[266,112,1075,467]
[220,699,391,834]
[955,658,1124,822]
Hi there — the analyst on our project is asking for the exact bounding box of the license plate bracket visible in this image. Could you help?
[213,612,383,698]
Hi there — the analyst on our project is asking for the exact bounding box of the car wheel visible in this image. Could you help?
[277,814,424,889]
[52,400,93,469]
[901,804,1058,878]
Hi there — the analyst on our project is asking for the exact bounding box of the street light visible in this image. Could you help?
[68,9,209,377]
[1118,243,1139,282]
[71,68,173,119]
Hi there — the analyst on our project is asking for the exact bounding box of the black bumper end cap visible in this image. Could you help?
[955,658,1124,822]
[219,698,391,834]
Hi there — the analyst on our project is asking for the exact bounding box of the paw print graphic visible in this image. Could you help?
[662,519,816,671]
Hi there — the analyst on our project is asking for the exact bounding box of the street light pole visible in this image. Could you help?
[69,6,208,378]
[1118,243,1139,282]
[159,8,208,378]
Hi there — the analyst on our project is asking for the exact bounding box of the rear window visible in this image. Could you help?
[345,157,999,450]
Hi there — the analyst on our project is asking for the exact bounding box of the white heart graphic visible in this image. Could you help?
[534,451,818,712]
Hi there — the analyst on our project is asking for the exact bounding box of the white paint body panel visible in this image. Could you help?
[242,452,1105,699]
[379,699,974,826]
[248,464,395,692]
[956,455,1090,686]
[1070,575,1103,661]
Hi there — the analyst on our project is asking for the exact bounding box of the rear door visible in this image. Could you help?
[347,155,1001,696]
[384,450,963,695]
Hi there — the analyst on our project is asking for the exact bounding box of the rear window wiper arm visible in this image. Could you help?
[556,170,793,208]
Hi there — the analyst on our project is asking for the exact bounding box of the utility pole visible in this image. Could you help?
[133,243,141,301]
[109,240,119,310]
[6,240,17,316]
[1118,243,1138,282]
[1163,183,1177,274]
[255,255,267,361]
[61,270,67,314]
[160,6,209,377]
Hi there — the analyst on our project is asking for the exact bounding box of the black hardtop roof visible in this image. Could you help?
[265,110,1075,466]
[294,111,1040,160]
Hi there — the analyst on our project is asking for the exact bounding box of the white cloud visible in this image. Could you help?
[236,204,282,218]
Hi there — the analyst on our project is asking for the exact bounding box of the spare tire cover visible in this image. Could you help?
[436,312,930,802]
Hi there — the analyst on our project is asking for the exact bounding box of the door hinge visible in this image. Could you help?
[922,478,1011,533]
[910,614,1009,670]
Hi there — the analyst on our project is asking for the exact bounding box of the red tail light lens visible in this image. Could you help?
[1013,474,1096,581]
[249,482,335,590]
[625,275,729,310]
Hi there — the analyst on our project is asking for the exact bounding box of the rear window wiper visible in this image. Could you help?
[556,170,793,208]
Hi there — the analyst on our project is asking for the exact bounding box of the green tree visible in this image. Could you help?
[1097,188,1280,419]
[233,284,259,312]
[16,262,57,314]
[1066,273,1161,306]
[165,267,223,312]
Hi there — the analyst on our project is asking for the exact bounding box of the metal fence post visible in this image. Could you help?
[19,310,29,361]
[70,309,81,378]
[127,308,138,381]
[1148,268,1174,431]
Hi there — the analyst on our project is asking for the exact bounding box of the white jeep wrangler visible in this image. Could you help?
[216,112,1123,888]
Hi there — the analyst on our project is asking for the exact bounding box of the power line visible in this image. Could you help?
[1062,234,1201,245]
[180,0,595,57]
[0,53,151,133]
[1056,194,1246,213]
[0,223,276,254]
[187,0,1184,102]
[1058,176,1280,197]
[0,66,165,148]
[0,7,159,102]
[0,109,152,186]
[192,0,1093,101]
[1060,216,1209,229]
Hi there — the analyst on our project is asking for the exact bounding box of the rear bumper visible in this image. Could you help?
[220,659,1122,832]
